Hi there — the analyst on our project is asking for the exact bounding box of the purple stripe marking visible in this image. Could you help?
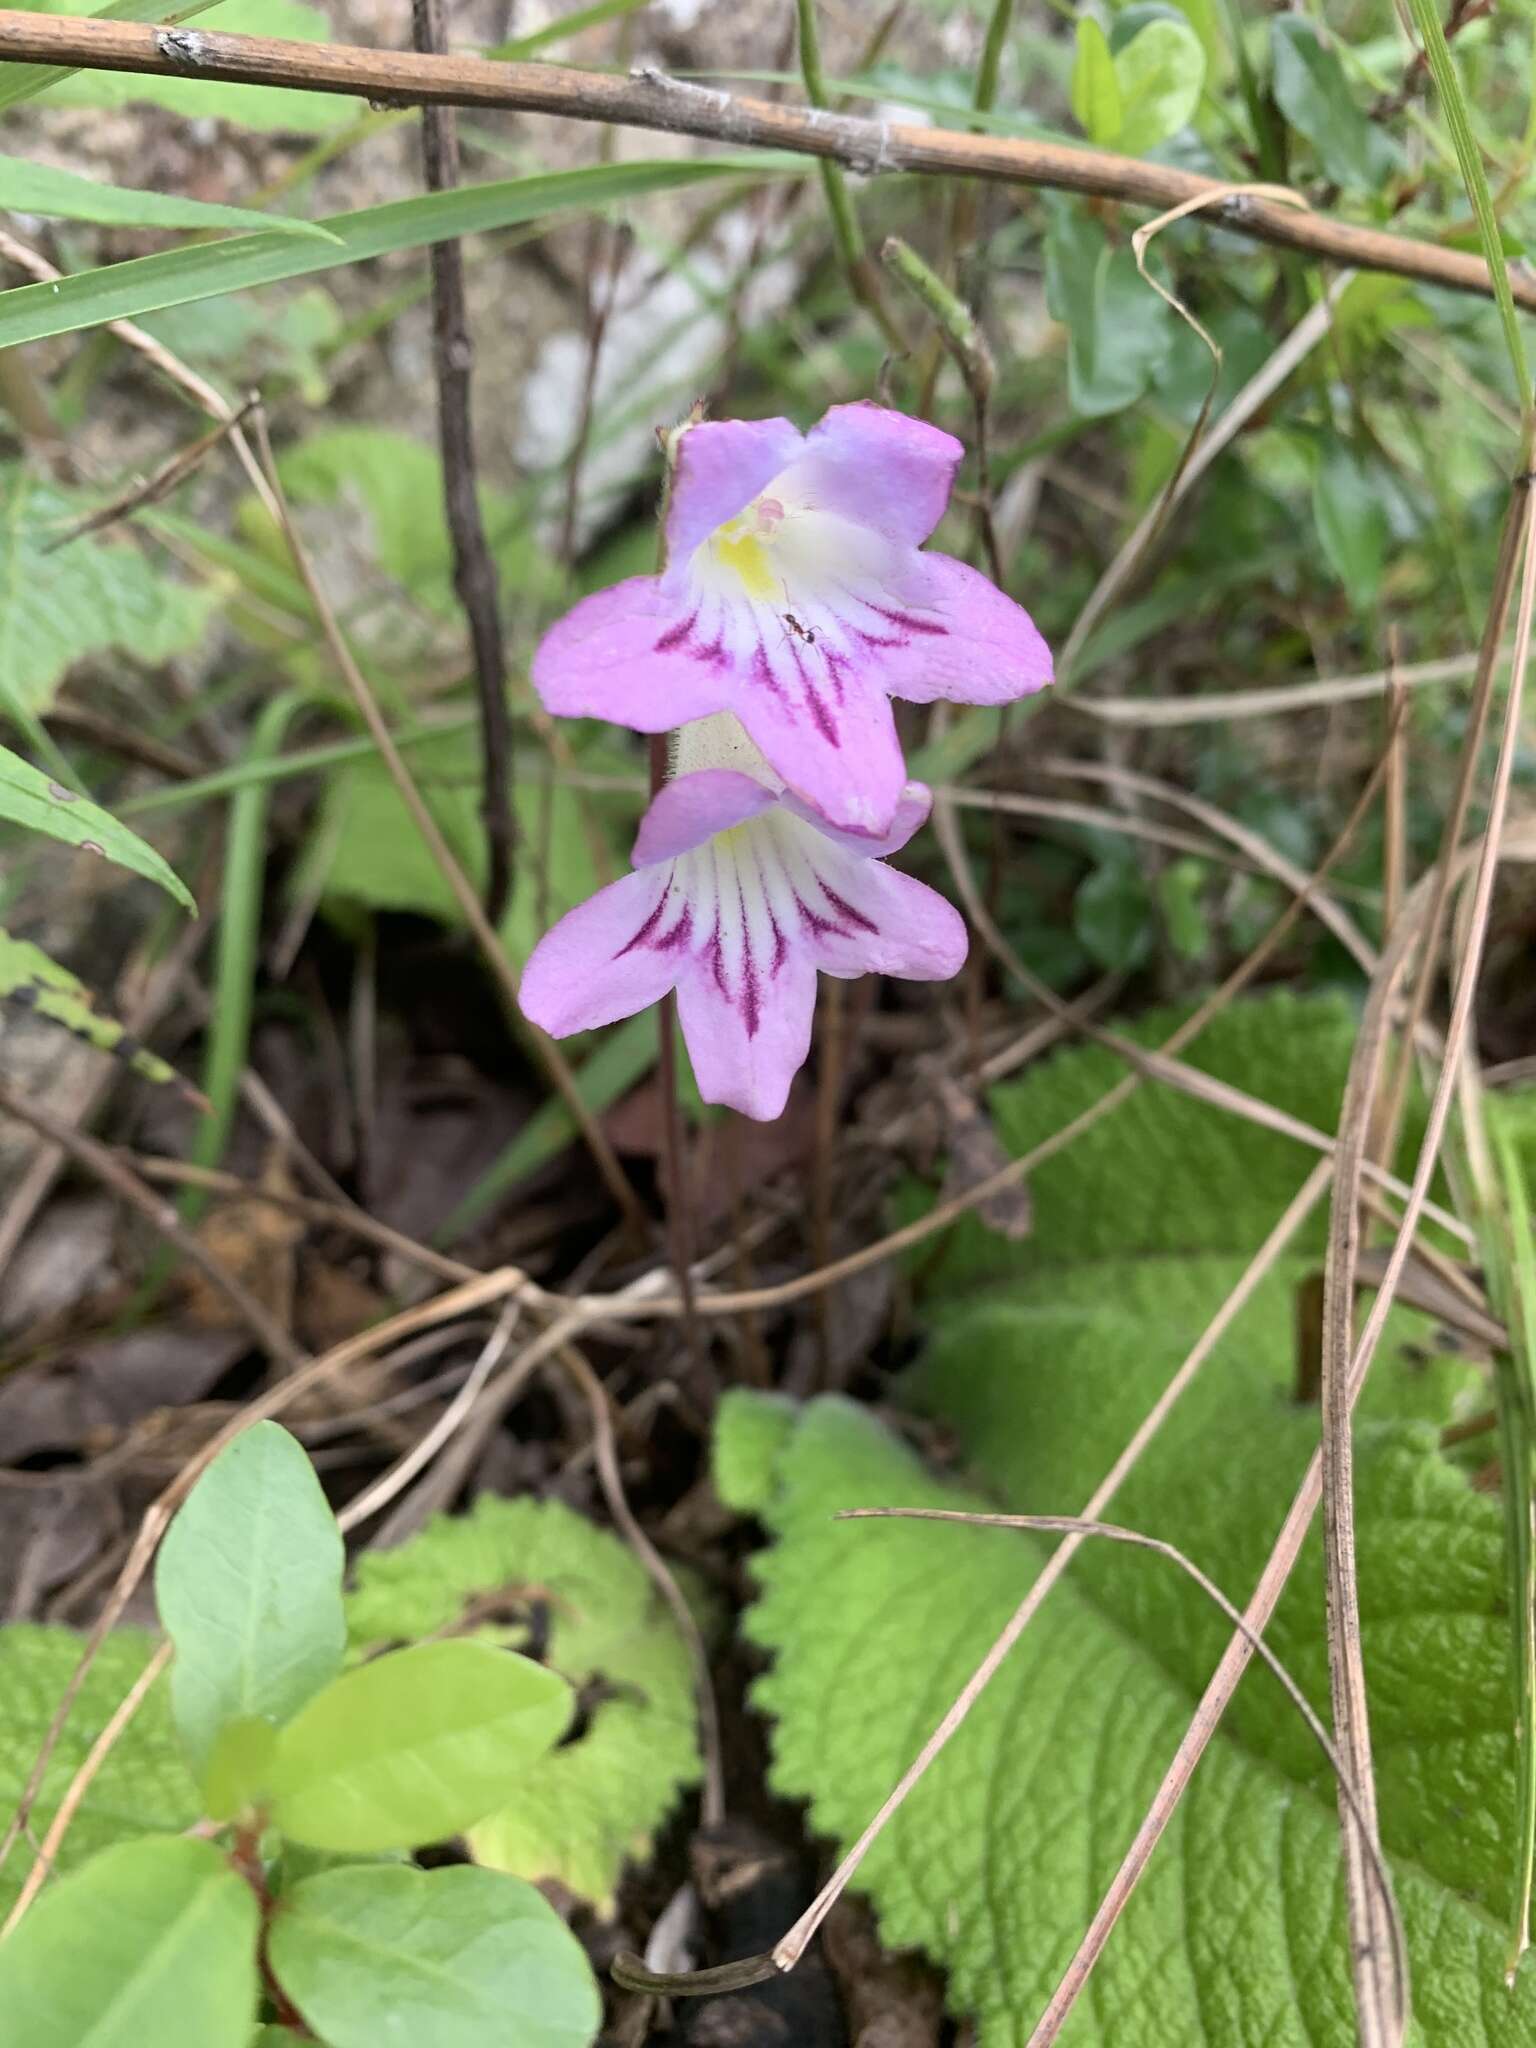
[793,890,847,940]
[802,682,838,747]
[818,882,878,934]
[654,610,697,652]
[868,603,948,638]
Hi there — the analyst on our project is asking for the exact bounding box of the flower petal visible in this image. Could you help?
[662,416,805,575]
[773,402,962,546]
[773,821,968,982]
[862,550,1054,705]
[531,577,731,731]
[519,869,682,1037]
[633,770,776,867]
[731,660,907,835]
[781,779,932,859]
[677,945,817,1121]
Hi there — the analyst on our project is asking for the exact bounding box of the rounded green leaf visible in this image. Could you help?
[1112,17,1206,155]
[269,1641,573,1853]
[269,1864,600,2048]
[0,1836,258,2048]
[156,1422,346,1770]
[201,1716,279,1824]
[1070,17,1123,145]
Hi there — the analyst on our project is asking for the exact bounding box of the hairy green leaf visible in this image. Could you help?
[0,1627,199,1920]
[0,468,213,722]
[347,1495,701,1909]
[268,1864,601,2048]
[268,1640,573,1854]
[0,1836,257,2047]
[0,745,194,909]
[0,156,799,350]
[0,927,181,1085]
[154,1422,346,1771]
[722,992,1536,2043]
[0,157,334,237]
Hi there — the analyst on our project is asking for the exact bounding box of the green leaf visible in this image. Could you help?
[1043,195,1173,418]
[268,1864,601,2048]
[722,993,1536,2043]
[347,1496,701,1909]
[268,1639,573,1854]
[0,158,334,238]
[1312,437,1389,608]
[1070,18,1122,145]
[0,156,798,350]
[0,466,212,727]
[311,725,619,972]
[1155,857,1211,960]
[0,1837,258,2047]
[1270,16,1398,191]
[0,1626,200,1921]
[1112,17,1206,154]
[154,1422,346,1771]
[1072,858,1154,971]
[22,0,350,132]
[0,928,181,1085]
[201,1715,279,1823]
[0,744,195,909]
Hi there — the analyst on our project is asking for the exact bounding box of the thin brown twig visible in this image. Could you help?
[0,1082,306,1375]
[244,407,648,1240]
[411,0,513,926]
[0,16,1530,313]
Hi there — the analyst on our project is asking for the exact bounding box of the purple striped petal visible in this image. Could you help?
[780,780,931,858]
[662,416,805,576]
[531,576,731,731]
[865,550,1054,705]
[733,659,908,835]
[518,869,681,1037]
[771,402,962,545]
[677,946,817,1121]
[632,769,777,866]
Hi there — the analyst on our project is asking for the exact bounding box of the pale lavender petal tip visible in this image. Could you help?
[519,870,678,1039]
[531,576,730,733]
[663,416,805,569]
[632,770,776,867]
[776,400,964,547]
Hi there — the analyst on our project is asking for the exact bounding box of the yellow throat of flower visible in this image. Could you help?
[709,496,787,602]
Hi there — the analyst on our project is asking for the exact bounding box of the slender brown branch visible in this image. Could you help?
[0,1081,306,1375]
[0,14,1531,313]
[411,0,513,926]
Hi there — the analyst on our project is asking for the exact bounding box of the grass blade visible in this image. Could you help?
[0,741,194,909]
[0,155,798,349]
[0,156,337,238]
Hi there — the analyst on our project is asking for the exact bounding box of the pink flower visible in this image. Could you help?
[532,403,1052,836]
[518,719,967,1121]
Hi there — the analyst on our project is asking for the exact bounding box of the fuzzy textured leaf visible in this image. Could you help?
[0,468,213,718]
[268,1864,601,2048]
[0,928,181,1086]
[0,1836,257,2047]
[347,1495,701,1909]
[154,1422,347,1771]
[0,1626,199,1921]
[724,992,1536,2045]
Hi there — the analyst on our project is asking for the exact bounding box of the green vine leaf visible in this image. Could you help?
[347,1496,702,1910]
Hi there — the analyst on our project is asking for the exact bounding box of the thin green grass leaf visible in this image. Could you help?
[0,156,802,350]
[0,158,337,240]
[1404,0,1531,413]
[0,742,194,909]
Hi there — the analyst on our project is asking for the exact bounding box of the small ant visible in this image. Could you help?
[782,611,817,647]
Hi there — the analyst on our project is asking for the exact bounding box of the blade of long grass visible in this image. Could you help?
[0,155,799,349]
